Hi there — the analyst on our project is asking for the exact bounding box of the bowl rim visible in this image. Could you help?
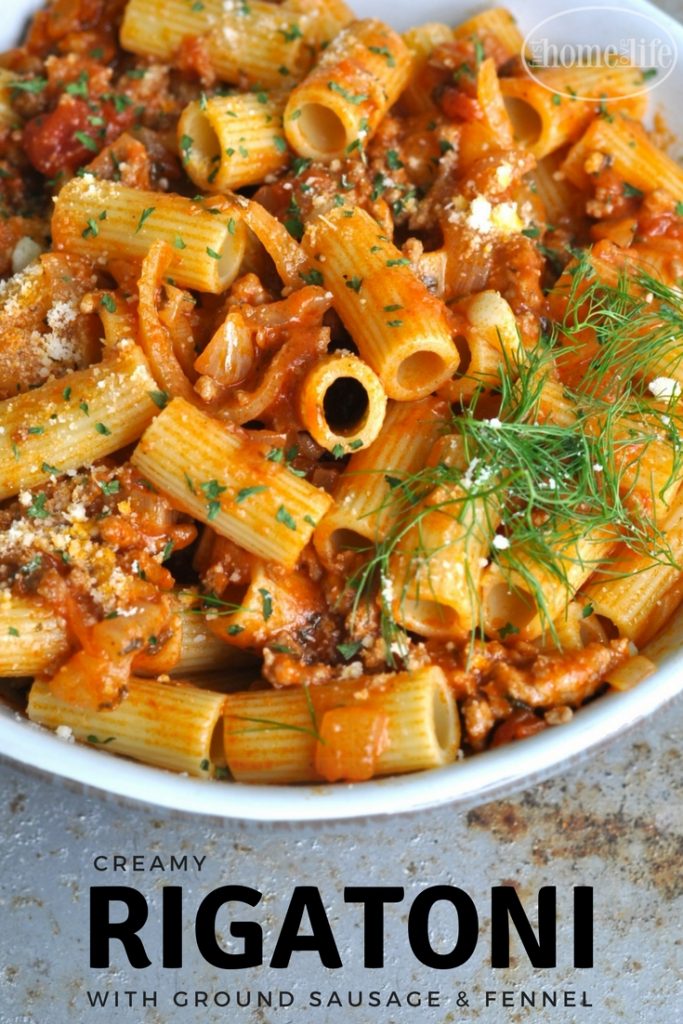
[2,643,681,821]
[1,0,682,820]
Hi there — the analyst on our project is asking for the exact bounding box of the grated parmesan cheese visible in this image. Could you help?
[648,377,681,401]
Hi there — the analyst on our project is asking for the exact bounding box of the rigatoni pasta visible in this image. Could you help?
[500,66,647,159]
[52,178,247,293]
[178,92,290,193]
[284,19,412,160]
[302,205,459,399]
[297,351,387,453]
[131,397,333,568]
[28,677,226,778]
[313,397,447,569]
[452,6,524,62]
[0,595,68,676]
[223,667,458,783]
[0,341,158,500]
[561,112,683,199]
[120,0,315,88]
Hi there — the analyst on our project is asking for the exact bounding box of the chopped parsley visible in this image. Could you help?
[280,23,302,42]
[74,131,98,152]
[27,493,49,519]
[235,485,268,503]
[149,390,169,409]
[259,588,273,620]
[368,45,396,67]
[135,207,155,233]
[327,81,367,104]
[299,268,323,286]
[337,640,362,660]
[200,479,227,520]
[97,479,120,496]
[276,505,297,530]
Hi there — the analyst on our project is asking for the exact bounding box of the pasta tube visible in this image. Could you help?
[284,19,411,161]
[583,498,683,645]
[223,666,459,783]
[545,599,609,651]
[399,23,453,114]
[439,289,521,403]
[131,398,333,568]
[500,68,646,159]
[606,655,656,692]
[172,590,256,674]
[178,92,289,193]
[314,397,448,569]
[286,0,354,45]
[52,178,247,294]
[390,483,499,638]
[28,677,226,778]
[302,205,458,400]
[0,590,254,679]
[452,7,524,62]
[297,351,387,454]
[0,342,158,500]
[481,527,616,640]
[121,0,314,88]
[528,148,585,225]
[0,595,69,676]
[561,113,683,198]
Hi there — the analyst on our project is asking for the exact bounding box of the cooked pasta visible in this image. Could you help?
[130,397,333,567]
[500,67,647,159]
[0,595,69,676]
[178,92,290,193]
[301,205,459,399]
[223,666,458,783]
[120,0,315,88]
[297,350,387,453]
[561,112,683,199]
[451,7,524,61]
[0,0,680,788]
[0,342,159,500]
[313,397,448,569]
[28,677,226,777]
[52,178,247,293]
[284,19,412,160]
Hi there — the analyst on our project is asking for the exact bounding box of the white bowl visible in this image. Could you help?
[1,0,682,820]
